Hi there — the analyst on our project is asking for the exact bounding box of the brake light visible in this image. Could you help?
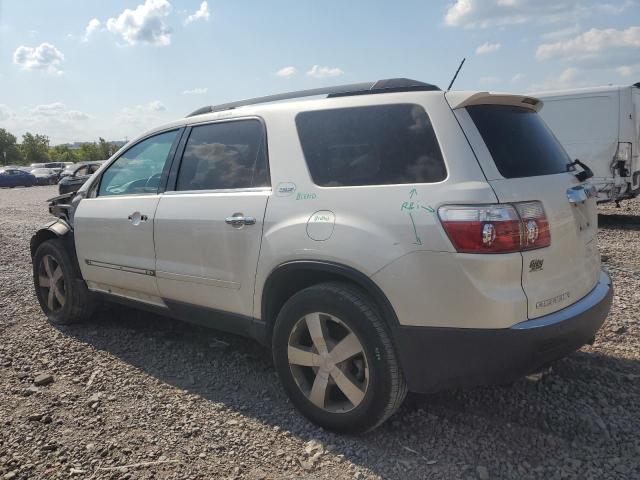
[438,201,550,253]
[514,201,550,250]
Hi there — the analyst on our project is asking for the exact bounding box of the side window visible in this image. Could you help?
[75,166,88,176]
[176,119,269,191]
[89,164,100,174]
[98,130,178,196]
[296,104,447,187]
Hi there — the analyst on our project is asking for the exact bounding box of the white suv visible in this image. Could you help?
[31,78,612,433]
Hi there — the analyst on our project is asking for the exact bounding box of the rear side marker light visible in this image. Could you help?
[438,201,550,254]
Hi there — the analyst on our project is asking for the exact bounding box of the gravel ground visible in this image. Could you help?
[0,185,639,480]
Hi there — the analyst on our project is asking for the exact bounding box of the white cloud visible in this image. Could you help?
[83,18,101,42]
[616,65,639,77]
[115,101,170,134]
[276,66,297,78]
[30,103,91,121]
[13,43,64,75]
[475,41,501,54]
[184,1,210,25]
[540,24,581,40]
[529,67,586,91]
[444,0,631,29]
[181,87,208,95]
[0,104,14,121]
[146,100,167,112]
[511,73,525,82]
[119,101,167,118]
[536,26,640,66]
[479,75,502,85]
[307,65,344,78]
[0,103,95,144]
[106,0,172,46]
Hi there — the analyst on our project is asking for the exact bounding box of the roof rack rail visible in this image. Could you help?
[186,78,440,117]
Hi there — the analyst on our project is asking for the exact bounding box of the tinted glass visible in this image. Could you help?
[75,166,88,176]
[99,130,178,196]
[296,104,446,187]
[176,120,269,191]
[467,105,571,178]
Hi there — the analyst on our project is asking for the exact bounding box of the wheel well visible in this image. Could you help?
[30,229,58,257]
[30,226,82,278]
[261,261,399,341]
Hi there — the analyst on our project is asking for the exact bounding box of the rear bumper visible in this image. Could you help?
[393,271,613,393]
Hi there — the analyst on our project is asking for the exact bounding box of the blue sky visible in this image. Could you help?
[0,0,639,144]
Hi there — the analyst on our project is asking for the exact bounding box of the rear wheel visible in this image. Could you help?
[33,239,94,324]
[272,282,407,433]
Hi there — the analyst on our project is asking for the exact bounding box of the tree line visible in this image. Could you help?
[0,128,121,166]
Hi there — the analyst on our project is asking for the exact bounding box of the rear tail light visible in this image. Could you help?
[514,201,550,250]
[438,201,550,254]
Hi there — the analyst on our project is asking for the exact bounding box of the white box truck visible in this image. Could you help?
[533,83,640,203]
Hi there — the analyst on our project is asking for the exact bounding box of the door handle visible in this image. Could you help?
[128,212,148,225]
[225,213,256,227]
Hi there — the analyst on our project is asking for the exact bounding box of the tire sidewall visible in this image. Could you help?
[273,284,395,433]
[33,240,80,325]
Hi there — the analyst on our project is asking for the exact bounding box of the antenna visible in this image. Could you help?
[447,58,466,91]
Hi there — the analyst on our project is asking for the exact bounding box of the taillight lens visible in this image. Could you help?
[438,201,550,254]
[514,201,550,250]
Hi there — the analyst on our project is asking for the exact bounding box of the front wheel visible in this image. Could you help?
[33,238,95,324]
[272,282,407,433]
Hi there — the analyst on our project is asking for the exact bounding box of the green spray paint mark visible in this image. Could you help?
[408,212,422,245]
[296,192,317,200]
[421,205,435,213]
[409,188,418,199]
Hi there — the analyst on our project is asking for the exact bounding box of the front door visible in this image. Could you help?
[74,129,181,304]
[154,118,270,318]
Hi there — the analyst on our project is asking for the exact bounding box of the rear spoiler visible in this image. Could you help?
[445,91,543,112]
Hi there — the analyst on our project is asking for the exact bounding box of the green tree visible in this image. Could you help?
[21,132,50,164]
[98,137,117,159]
[78,142,101,162]
[49,144,79,163]
[0,128,24,165]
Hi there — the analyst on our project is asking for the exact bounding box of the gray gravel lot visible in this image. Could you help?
[1,185,639,480]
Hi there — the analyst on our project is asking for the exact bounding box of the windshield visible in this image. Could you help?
[32,168,51,174]
[467,104,571,178]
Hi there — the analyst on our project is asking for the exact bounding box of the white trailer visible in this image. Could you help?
[533,83,640,203]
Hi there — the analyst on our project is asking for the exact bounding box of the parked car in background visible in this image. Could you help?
[44,162,71,171]
[0,168,36,187]
[533,83,640,203]
[58,161,104,194]
[31,168,59,185]
[59,164,78,179]
[32,78,612,433]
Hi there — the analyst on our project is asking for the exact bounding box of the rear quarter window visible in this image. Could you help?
[296,104,447,187]
[467,104,571,178]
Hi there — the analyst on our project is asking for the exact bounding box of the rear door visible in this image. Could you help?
[455,101,600,319]
[153,118,270,318]
[74,129,181,304]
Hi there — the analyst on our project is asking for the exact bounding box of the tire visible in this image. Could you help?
[32,238,95,325]
[272,282,407,433]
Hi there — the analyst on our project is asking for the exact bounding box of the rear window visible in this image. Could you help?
[296,104,447,187]
[467,105,571,178]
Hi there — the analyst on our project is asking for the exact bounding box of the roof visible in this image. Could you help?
[187,78,440,117]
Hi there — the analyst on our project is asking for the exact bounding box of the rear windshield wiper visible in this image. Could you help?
[568,159,593,182]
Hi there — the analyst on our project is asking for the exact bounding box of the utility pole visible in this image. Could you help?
[2,151,6,166]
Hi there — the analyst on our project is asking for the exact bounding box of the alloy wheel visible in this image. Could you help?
[287,312,369,413]
[37,254,66,312]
